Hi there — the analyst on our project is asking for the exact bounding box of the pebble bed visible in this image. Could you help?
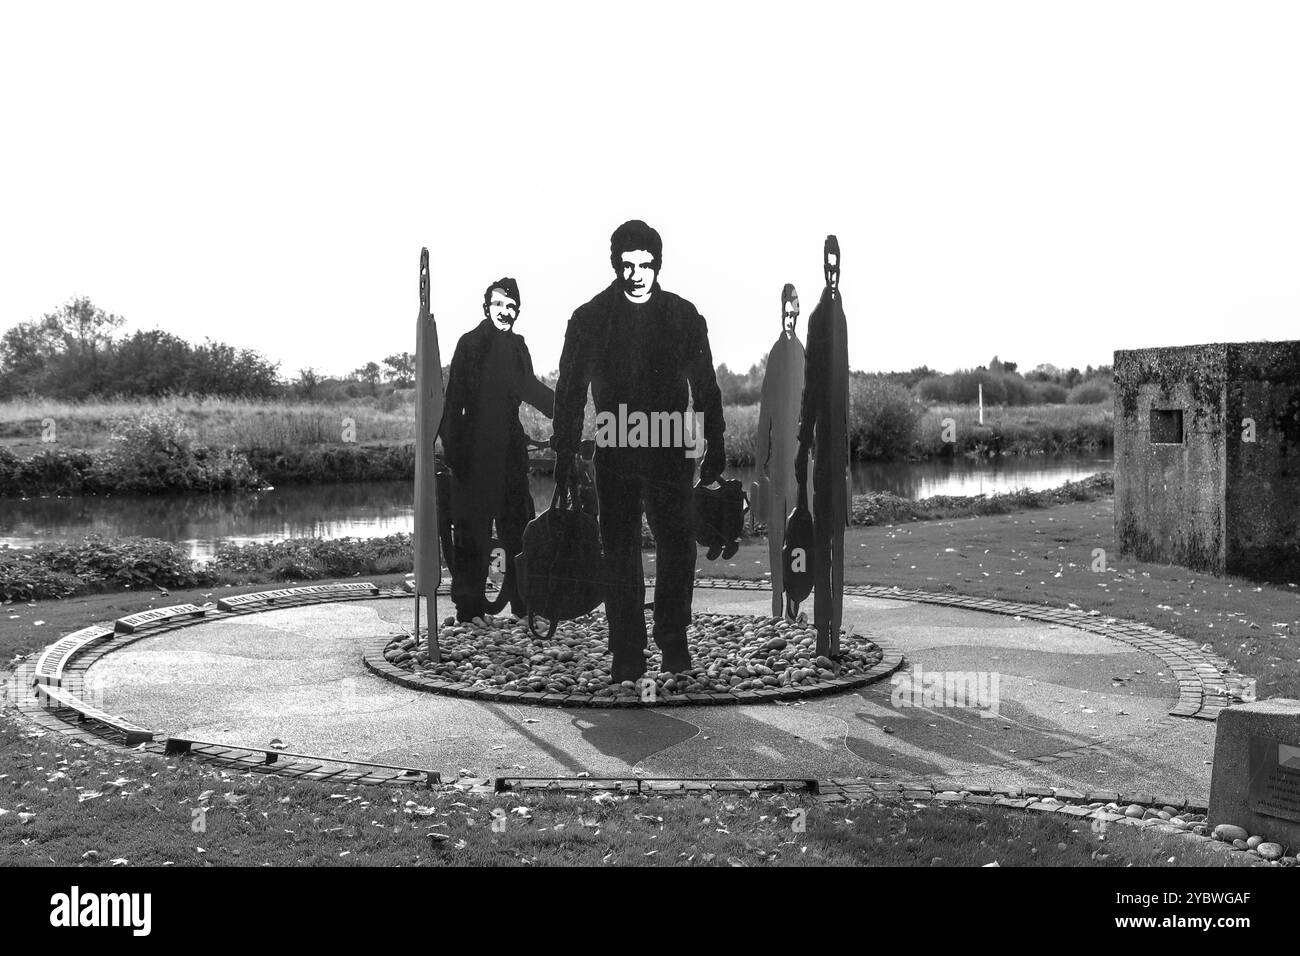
[384,611,883,700]
[1107,809,1292,864]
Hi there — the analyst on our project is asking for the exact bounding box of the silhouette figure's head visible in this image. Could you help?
[823,235,840,295]
[781,283,799,334]
[483,278,520,330]
[610,220,662,304]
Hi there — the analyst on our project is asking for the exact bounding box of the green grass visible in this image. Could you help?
[0,714,1250,867]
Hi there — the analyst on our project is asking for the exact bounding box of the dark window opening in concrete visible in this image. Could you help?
[1150,408,1184,444]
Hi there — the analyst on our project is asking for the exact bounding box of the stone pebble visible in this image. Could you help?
[391,611,882,697]
[1212,823,1249,843]
[1256,843,1284,861]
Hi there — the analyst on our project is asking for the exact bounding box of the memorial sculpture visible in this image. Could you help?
[412,248,444,660]
[794,236,850,657]
[441,278,555,622]
[551,220,726,682]
[755,283,806,617]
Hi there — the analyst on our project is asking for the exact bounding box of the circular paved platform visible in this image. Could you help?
[78,585,1225,803]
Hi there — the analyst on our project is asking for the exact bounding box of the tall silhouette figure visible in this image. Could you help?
[552,220,725,682]
[795,236,850,657]
[755,283,805,617]
[442,278,554,621]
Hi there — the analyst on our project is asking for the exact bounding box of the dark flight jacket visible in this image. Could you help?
[553,281,725,479]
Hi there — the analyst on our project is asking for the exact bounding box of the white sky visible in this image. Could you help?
[3,1,1297,380]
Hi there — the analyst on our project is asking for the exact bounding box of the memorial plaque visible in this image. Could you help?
[217,582,380,612]
[114,604,208,634]
[287,582,380,597]
[1247,734,1300,824]
[33,626,115,685]
[216,592,274,611]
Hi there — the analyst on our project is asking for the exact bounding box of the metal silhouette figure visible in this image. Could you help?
[552,220,725,683]
[442,278,554,621]
[413,248,444,661]
[795,236,850,657]
[755,283,806,618]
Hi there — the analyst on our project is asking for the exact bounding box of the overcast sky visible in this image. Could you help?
[3,1,1297,380]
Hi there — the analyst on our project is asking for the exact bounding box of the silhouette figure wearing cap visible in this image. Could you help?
[552,220,725,682]
[442,278,554,621]
[794,237,850,656]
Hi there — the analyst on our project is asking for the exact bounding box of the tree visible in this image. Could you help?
[109,329,192,395]
[0,317,61,396]
[187,338,281,398]
[382,352,415,387]
[353,361,382,386]
[0,296,283,399]
[46,297,124,394]
[295,367,322,399]
[0,297,123,397]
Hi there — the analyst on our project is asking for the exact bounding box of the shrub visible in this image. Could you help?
[0,535,212,599]
[1068,380,1111,405]
[1031,381,1069,404]
[0,445,108,496]
[916,368,1035,406]
[849,377,923,459]
[33,534,211,591]
[106,414,261,492]
[0,549,84,602]
[208,534,414,579]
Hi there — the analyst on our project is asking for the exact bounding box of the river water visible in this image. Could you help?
[2,455,1111,561]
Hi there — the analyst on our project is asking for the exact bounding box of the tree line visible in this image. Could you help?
[0,298,422,401]
[2,299,1112,406]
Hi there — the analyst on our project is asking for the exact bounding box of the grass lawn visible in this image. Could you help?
[0,716,1250,867]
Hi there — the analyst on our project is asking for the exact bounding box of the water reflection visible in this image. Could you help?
[2,456,1110,561]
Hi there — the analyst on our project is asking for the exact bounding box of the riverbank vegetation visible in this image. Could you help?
[0,391,1112,495]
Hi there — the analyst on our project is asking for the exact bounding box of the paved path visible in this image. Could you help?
[86,588,1218,801]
